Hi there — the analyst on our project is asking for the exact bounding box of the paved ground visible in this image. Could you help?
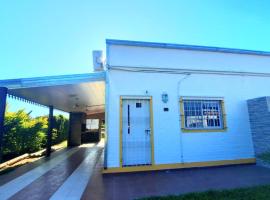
[2,142,270,200]
[82,158,270,200]
[0,143,103,200]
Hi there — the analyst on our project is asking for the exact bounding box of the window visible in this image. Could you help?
[136,102,142,108]
[180,98,226,132]
[86,119,99,130]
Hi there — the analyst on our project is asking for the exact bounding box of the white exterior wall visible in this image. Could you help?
[106,44,270,168]
[108,45,270,73]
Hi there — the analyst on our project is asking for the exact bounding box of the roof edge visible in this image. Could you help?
[0,72,106,90]
[106,39,270,57]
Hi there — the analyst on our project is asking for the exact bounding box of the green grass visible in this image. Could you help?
[139,185,270,200]
[258,152,270,164]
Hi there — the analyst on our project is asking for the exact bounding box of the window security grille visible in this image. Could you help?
[183,99,223,129]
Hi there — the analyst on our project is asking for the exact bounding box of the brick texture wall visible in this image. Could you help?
[247,97,270,155]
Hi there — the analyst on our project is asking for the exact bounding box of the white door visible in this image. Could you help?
[122,99,151,166]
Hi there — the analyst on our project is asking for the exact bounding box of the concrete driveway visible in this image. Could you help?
[0,143,103,200]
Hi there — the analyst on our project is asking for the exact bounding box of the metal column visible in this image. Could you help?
[46,105,54,157]
[67,112,72,147]
[0,87,7,163]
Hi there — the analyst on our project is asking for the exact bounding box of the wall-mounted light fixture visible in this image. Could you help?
[162,92,168,103]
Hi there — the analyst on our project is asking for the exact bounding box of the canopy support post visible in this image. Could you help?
[46,105,54,157]
[0,87,7,163]
[67,112,72,147]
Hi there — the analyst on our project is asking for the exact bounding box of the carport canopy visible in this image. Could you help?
[0,72,105,114]
[0,72,105,161]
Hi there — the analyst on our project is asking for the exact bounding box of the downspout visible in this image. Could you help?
[104,66,109,169]
[177,73,191,163]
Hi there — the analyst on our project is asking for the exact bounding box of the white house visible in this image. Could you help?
[103,39,270,173]
[2,39,270,173]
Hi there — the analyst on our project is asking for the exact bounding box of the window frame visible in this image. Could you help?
[180,97,227,133]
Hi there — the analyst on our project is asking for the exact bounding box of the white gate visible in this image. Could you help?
[122,98,152,166]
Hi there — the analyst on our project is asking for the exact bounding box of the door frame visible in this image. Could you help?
[119,95,155,167]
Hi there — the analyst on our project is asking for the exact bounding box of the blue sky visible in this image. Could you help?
[1,0,270,116]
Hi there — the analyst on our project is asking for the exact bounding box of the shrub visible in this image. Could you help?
[2,107,69,162]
